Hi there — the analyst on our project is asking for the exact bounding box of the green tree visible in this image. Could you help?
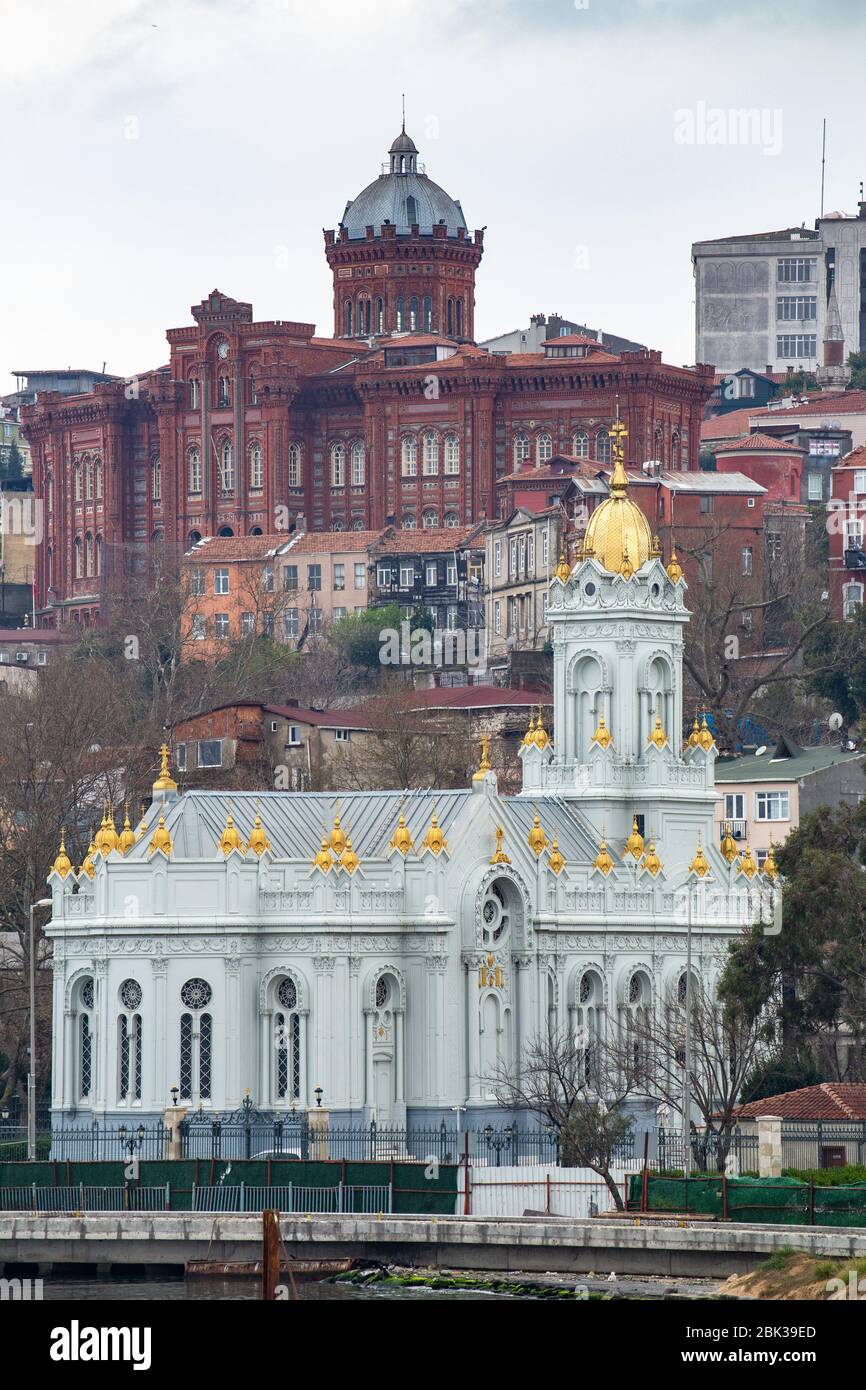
[804,605,866,726]
[329,603,403,669]
[847,351,866,391]
[2,440,24,481]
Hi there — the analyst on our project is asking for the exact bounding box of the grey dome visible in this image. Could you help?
[389,129,418,155]
[340,171,467,240]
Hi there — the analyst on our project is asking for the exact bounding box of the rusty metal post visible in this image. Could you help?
[262,1209,280,1300]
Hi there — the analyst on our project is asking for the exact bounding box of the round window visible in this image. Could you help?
[278,977,297,1010]
[120,978,142,1010]
[481,883,510,945]
[180,978,212,1010]
[584,581,597,597]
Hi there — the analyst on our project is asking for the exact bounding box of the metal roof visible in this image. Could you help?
[340,173,467,239]
[715,745,863,783]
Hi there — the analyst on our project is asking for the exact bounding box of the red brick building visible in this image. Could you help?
[21,124,714,629]
[829,444,866,618]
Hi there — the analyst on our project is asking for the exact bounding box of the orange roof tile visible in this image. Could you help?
[735,1083,866,1121]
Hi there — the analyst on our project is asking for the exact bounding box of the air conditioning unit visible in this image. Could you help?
[15,652,27,663]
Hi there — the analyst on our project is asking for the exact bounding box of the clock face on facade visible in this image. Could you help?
[217,340,229,359]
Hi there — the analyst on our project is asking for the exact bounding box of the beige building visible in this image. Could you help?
[485,506,566,676]
[714,734,865,861]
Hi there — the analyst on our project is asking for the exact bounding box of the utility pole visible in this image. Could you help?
[28,898,52,1161]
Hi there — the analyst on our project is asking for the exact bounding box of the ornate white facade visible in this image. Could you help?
[46,499,762,1128]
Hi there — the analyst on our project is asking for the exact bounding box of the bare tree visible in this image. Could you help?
[321,683,477,791]
[487,1027,639,1208]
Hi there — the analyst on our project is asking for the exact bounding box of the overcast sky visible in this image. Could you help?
[2,0,864,396]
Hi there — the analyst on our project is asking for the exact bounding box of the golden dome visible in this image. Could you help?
[533,710,550,750]
[689,835,709,878]
[329,810,346,856]
[592,835,614,876]
[582,431,653,576]
[422,809,448,856]
[340,835,360,874]
[219,810,245,857]
[527,813,548,856]
[686,714,701,749]
[152,742,177,795]
[248,813,272,857]
[647,715,668,750]
[590,714,613,750]
[666,548,684,584]
[554,552,571,584]
[471,734,492,781]
[490,825,511,865]
[80,832,97,880]
[698,717,715,752]
[547,835,565,875]
[389,808,414,856]
[763,842,778,881]
[96,806,119,857]
[51,828,72,879]
[719,822,738,865]
[118,807,136,855]
[312,833,334,872]
[737,844,757,880]
[623,815,645,860]
[148,813,172,857]
[522,710,536,746]
[641,840,662,876]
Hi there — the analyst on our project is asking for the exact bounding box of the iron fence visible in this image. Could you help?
[655,1127,760,1174]
[190,1182,392,1213]
[781,1121,866,1171]
[0,1184,170,1213]
[49,1122,171,1162]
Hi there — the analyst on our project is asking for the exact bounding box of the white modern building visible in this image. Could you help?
[44,436,762,1130]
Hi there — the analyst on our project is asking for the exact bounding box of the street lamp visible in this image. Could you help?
[28,897,52,1162]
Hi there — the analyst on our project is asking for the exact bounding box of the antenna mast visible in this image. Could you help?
[820,117,826,218]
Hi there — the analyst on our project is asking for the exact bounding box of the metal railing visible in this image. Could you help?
[781,1121,866,1171]
[49,1122,172,1162]
[0,1184,170,1213]
[190,1182,393,1213]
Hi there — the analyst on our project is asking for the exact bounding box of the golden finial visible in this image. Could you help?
[547,834,566,875]
[647,714,668,750]
[554,552,571,584]
[623,814,644,860]
[666,547,684,584]
[592,834,614,876]
[472,734,492,781]
[527,813,548,857]
[763,841,778,881]
[148,813,173,857]
[719,821,738,865]
[340,834,360,874]
[118,804,136,855]
[522,709,537,746]
[641,840,662,876]
[619,542,634,580]
[651,533,662,558]
[422,807,448,856]
[610,418,628,474]
[219,807,245,857]
[737,843,757,880]
[490,825,511,864]
[247,811,272,857]
[389,804,414,855]
[698,716,715,752]
[533,709,550,750]
[79,830,97,880]
[689,833,709,878]
[583,537,595,558]
[329,806,346,856]
[136,803,148,840]
[98,805,119,857]
[51,828,72,879]
[152,742,177,794]
[686,714,701,749]
[590,713,613,750]
[312,830,334,873]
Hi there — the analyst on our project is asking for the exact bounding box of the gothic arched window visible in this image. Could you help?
[187,447,202,495]
[219,439,234,495]
[288,442,303,487]
[151,455,161,502]
[350,440,365,486]
[422,508,438,528]
[444,433,460,474]
[596,428,611,463]
[513,432,530,466]
[249,440,263,492]
[572,430,589,458]
[179,978,213,1103]
[422,432,439,476]
[401,435,417,477]
[330,442,346,488]
[118,978,143,1104]
[77,977,95,1103]
[536,432,553,465]
[274,975,302,1103]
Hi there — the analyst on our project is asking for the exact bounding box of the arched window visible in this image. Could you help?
[330,442,346,488]
[671,430,680,468]
[444,433,460,474]
[94,459,103,499]
[248,372,257,406]
[357,299,370,336]
[188,529,202,545]
[351,516,365,530]
[344,300,353,336]
[187,446,202,495]
[273,975,302,1104]
[402,513,417,530]
[179,978,213,1103]
[74,463,83,501]
[422,431,439,476]
[189,377,200,409]
[536,431,553,465]
[395,296,405,331]
[46,546,53,587]
[622,971,651,1083]
[513,432,530,466]
[77,977,95,1103]
[151,455,161,502]
[843,581,864,619]
[84,457,93,500]
[350,440,365,486]
[288,442,303,487]
[456,299,464,337]
[447,298,454,336]
[444,511,459,527]
[405,194,418,225]
[596,428,611,463]
[249,440,263,492]
[117,978,143,1104]
[576,971,604,1087]
[219,438,234,494]
[74,537,83,578]
[218,375,231,407]
[422,508,438,528]
[332,519,345,532]
[409,295,419,331]
[94,534,103,576]
[401,435,417,477]
[423,295,432,331]
[376,298,384,334]
[572,430,589,458]
[84,532,94,577]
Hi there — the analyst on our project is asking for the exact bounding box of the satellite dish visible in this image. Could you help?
[828,712,844,731]
[755,745,767,757]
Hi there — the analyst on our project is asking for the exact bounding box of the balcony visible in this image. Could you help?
[844,546,866,571]
[721,820,747,841]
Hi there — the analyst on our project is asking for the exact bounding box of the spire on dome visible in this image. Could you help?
[389,99,419,173]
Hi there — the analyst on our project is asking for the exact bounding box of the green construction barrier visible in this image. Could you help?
[628,1173,866,1227]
